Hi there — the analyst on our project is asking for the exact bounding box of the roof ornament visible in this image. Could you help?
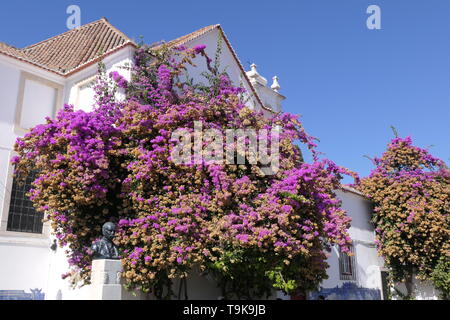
[271,76,280,92]
[246,63,267,86]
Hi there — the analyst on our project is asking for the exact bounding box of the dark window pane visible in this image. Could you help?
[339,244,357,281]
[6,171,43,234]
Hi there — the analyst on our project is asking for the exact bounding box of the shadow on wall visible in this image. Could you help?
[309,282,381,300]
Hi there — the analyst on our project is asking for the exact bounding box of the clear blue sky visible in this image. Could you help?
[1,0,449,181]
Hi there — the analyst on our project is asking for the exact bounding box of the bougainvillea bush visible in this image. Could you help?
[12,43,355,299]
[357,136,449,299]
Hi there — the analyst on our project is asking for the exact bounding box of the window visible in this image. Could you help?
[339,244,357,281]
[6,172,44,234]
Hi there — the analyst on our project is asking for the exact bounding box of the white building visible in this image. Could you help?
[0,18,433,300]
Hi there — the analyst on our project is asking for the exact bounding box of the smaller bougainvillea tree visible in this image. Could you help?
[12,41,356,299]
[358,134,449,299]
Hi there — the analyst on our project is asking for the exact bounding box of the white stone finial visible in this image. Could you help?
[246,63,267,86]
[271,76,280,92]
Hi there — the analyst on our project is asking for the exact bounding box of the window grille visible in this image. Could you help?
[339,244,357,281]
[6,171,43,234]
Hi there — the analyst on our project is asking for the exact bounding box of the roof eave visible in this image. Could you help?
[0,50,64,76]
[63,41,137,77]
[339,185,370,200]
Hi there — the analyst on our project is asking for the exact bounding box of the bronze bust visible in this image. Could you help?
[91,222,119,260]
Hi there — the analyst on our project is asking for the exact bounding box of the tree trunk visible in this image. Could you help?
[404,273,414,299]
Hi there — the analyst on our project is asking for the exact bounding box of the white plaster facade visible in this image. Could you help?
[0,22,439,300]
[314,189,386,299]
[0,45,134,297]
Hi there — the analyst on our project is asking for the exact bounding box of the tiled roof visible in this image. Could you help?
[0,19,272,112]
[0,18,136,76]
[0,42,28,59]
[158,24,220,49]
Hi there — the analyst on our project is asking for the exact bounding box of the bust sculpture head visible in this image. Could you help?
[102,222,116,241]
[91,222,119,260]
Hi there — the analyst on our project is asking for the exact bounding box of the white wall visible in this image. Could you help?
[45,244,92,300]
[252,83,284,113]
[0,61,60,224]
[316,190,384,298]
[0,62,20,145]
[0,59,61,296]
[20,79,56,129]
[392,278,440,300]
[178,28,262,112]
[0,46,135,295]
[65,46,134,111]
[334,190,440,300]
[338,190,384,290]
[0,62,21,232]
[0,235,50,291]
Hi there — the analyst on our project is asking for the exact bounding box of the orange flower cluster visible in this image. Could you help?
[358,136,449,295]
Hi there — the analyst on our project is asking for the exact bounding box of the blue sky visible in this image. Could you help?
[1,1,449,181]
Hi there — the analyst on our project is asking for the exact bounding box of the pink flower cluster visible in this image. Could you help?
[12,43,354,297]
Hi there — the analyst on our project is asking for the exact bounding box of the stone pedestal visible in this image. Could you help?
[90,259,123,300]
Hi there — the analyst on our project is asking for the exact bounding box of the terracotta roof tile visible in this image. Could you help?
[0,20,273,112]
[0,18,136,76]
[153,24,220,50]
